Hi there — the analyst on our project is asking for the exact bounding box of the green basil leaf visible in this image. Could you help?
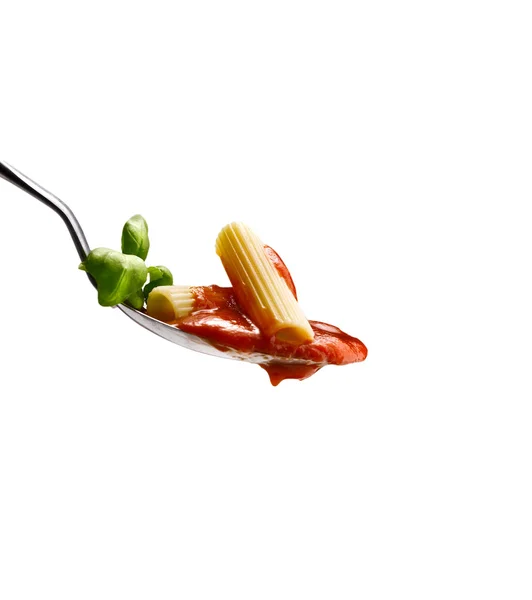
[79,248,148,307]
[143,265,173,299]
[121,214,150,260]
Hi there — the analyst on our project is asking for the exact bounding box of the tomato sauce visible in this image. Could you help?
[172,246,367,385]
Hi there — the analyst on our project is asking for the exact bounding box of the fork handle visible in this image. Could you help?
[0,160,96,287]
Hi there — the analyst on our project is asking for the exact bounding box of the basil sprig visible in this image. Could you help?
[80,215,173,309]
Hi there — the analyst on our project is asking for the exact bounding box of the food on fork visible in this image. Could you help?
[80,216,367,385]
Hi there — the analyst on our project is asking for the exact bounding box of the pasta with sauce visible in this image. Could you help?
[80,214,366,384]
[145,222,367,385]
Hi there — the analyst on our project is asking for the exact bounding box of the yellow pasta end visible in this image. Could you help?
[146,285,195,323]
[215,222,314,345]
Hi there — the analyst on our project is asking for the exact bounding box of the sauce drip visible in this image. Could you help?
[172,246,367,385]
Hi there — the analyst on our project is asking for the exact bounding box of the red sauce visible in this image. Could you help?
[172,246,367,385]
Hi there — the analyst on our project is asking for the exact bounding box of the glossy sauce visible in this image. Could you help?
[174,247,367,385]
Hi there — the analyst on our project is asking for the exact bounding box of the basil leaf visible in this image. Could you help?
[79,248,148,307]
[121,214,150,260]
[143,265,173,299]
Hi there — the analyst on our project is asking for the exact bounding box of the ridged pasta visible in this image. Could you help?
[215,222,314,345]
[146,285,195,322]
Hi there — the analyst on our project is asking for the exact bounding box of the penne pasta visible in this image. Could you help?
[215,222,314,345]
[146,285,195,322]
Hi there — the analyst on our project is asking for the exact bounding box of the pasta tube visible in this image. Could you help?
[215,222,314,345]
[146,285,195,322]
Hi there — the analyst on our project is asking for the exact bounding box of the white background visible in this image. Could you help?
[1,1,531,598]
